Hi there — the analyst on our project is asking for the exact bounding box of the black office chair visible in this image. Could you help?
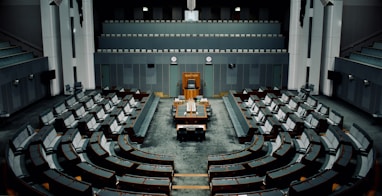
[195,127,204,141]
[177,128,187,142]
[74,81,83,93]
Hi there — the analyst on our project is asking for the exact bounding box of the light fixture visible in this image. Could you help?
[348,74,354,81]
[171,56,177,65]
[363,79,370,86]
[228,63,236,69]
[205,56,212,65]
[13,79,20,86]
[143,7,149,12]
[28,74,34,80]
[235,7,241,12]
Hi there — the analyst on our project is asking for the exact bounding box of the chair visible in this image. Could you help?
[65,84,74,95]
[177,128,187,142]
[74,82,83,93]
[195,127,204,141]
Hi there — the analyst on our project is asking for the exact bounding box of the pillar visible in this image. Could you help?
[75,0,95,90]
[59,0,75,94]
[321,1,343,96]
[40,0,62,96]
[288,0,309,92]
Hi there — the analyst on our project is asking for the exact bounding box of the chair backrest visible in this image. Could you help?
[74,82,82,90]
[124,103,131,113]
[65,96,77,107]
[111,94,119,104]
[96,108,106,120]
[117,111,125,122]
[75,106,86,117]
[286,117,296,130]
[328,110,343,126]
[195,127,203,133]
[76,91,85,100]
[187,79,196,89]
[93,93,102,103]
[85,99,95,110]
[296,106,306,118]
[110,119,119,132]
[179,128,187,134]
[54,102,67,116]
[280,93,288,103]
[264,120,273,132]
[306,96,317,108]
[288,98,298,110]
[64,114,75,127]
[129,97,136,106]
[40,110,54,125]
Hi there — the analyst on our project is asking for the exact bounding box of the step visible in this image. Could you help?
[173,173,208,177]
[172,185,210,190]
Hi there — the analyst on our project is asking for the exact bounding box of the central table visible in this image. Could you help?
[173,99,210,141]
[173,100,208,125]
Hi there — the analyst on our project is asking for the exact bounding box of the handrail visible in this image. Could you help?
[0,28,43,57]
[340,30,382,57]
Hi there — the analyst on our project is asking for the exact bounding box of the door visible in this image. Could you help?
[169,64,179,97]
[203,64,214,97]
[101,64,110,88]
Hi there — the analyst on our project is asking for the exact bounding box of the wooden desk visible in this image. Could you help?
[183,88,200,100]
[174,100,208,124]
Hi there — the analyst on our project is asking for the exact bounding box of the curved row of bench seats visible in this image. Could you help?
[6,125,175,195]
[6,90,174,195]
[40,89,159,143]
[213,88,375,195]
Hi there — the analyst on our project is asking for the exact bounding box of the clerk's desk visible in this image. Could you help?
[173,98,209,125]
[183,88,200,100]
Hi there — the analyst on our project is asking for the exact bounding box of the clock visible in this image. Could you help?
[171,56,177,62]
[206,56,212,62]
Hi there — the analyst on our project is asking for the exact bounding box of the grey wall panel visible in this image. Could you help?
[139,64,147,91]
[109,64,117,87]
[214,64,221,94]
[102,22,281,34]
[94,53,289,96]
[0,5,42,49]
[98,37,285,49]
[0,58,49,116]
[162,64,170,95]
[334,57,382,115]
[282,64,289,88]
[259,64,267,87]
[94,64,101,87]
[341,5,382,50]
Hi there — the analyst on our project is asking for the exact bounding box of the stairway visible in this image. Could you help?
[171,173,210,196]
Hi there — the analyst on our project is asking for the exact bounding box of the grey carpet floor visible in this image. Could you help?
[137,98,245,196]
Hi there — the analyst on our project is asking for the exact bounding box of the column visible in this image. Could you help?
[40,1,61,96]
[321,1,343,96]
[288,0,309,92]
[309,0,325,95]
[59,0,75,94]
[75,0,95,90]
